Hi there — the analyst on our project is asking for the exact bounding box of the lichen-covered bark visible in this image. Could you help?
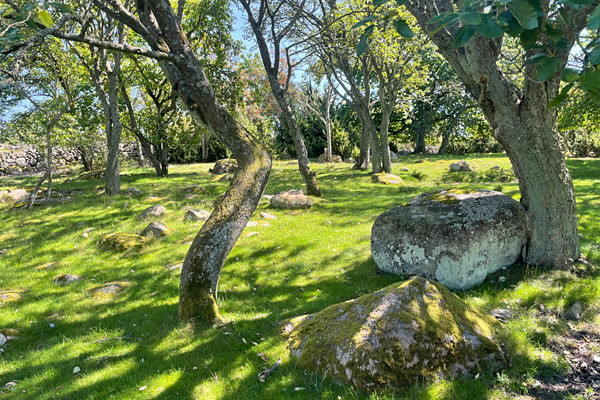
[136,0,272,323]
[405,0,585,268]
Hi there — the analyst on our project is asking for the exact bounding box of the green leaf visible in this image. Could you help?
[459,11,481,25]
[383,10,399,21]
[554,37,571,50]
[452,25,477,48]
[520,29,542,50]
[561,68,580,83]
[373,0,391,6]
[352,16,375,30]
[535,56,562,82]
[549,82,574,108]
[498,10,524,36]
[580,68,600,91]
[393,19,415,37]
[356,26,374,56]
[427,12,460,34]
[476,14,505,38]
[589,47,600,65]
[587,5,600,30]
[38,9,53,27]
[50,2,73,14]
[508,0,539,30]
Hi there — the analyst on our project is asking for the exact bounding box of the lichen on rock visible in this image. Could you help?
[98,233,148,252]
[371,173,403,185]
[284,276,503,392]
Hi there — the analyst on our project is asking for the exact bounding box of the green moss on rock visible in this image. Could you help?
[98,233,148,252]
[283,276,503,392]
[371,173,403,185]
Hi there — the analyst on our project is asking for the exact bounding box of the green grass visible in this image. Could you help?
[0,153,598,400]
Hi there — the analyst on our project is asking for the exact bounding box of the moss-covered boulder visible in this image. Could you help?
[371,173,403,185]
[98,233,148,252]
[209,158,238,174]
[284,277,503,392]
[371,189,527,290]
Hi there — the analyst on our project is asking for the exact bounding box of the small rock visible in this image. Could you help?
[184,209,211,222]
[0,333,6,347]
[245,232,259,238]
[246,221,269,227]
[167,263,183,271]
[89,282,130,298]
[210,159,237,174]
[73,366,81,374]
[490,165,501,170]
[490,308,512,321]
[122,202,130,209]
[138,205,166,219]
[82,228,93,238]
[270,190,312,210]
[139,386,147,391]
[49,323,55,328]
[4,381,17,390]
[498,276,506,283]
[98,233,148,252]
[53,274,81,286]
[126,187,141,196]
[141,221,173,238]
[399,167,409,172]
[371,173,403,185]
[449,160,472,172]
[260,212,276,220]
[565,302,583,320]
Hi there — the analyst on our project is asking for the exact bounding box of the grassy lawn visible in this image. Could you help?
[0,154,598,400]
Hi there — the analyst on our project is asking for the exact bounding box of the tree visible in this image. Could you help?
[297,78,336,162]
[365,0,595,267]
[239,0,322,196]
[0,0,272,323]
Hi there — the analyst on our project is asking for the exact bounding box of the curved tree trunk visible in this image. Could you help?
[380,109,392,173]
[354,123,370,170]
[137,1,272,323]
[438,130,450,154]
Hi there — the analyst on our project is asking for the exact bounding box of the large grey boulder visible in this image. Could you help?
[270,190,312,210]
[141,221,173,238]
[371,190,527,290]
[449,160,472,172]
[0,189,29,203]
[184,209,210,222]
[284,276,503,392]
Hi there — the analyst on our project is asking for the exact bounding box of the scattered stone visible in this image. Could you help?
[49,323,55,328]
[0,333,6,347]
[126,187,141,196]
[0,290,22,304]
[138,205,166,219]
[245,232,260,238]
[94,186,105,195]
[371,173,403,185]
[270,190,312,210]
[3,328,19,337]
[53,274,81,286]
[89,282,130,298]
[143,196,168,203]
[210,158,238,174]
[498,276,506,283]
[98,233,148,252]
[261,194,272,201]
[0,189,29,204]
[73,366,81,374]
[184,184,209,195]
[82,228,94,238]
[318,154,343,163]
[167,263,183,271]
[490,308,512,322]
[141,221,173,238]
[184,209,211,222]
[35,262,57,270]
[396,150,410,156]
[399,167,409,172]
[565,302,583,321]
[284,276,503,392]
[371,189,527,290]
[346,157,355,164]
[4,381,17,390]
[0,249,6,255]
[490,165,501,170]
[182,194,200,200]
[260,212,276,220]
[78,170,104,180]
[449,160,472,172]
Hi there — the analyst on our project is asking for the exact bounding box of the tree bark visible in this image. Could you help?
[354,122,370,170]
[438,129,450,154]
[105,69,122,195]
[380,107,392,173]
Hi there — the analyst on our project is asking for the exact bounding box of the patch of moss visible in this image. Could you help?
[371,173,403,185]
[0,290,23,305]
[97,233,148,252]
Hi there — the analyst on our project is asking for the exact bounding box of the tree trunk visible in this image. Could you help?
[104,61,122,195]
[354,123,370,170]
[159,135,168,176]
[370,121,382,174]
[135,0,272,323]
[438,129,450,154]
[380,108,392,173]
[45,123,53,201]
[414,126,426,154]
[136,138,145,167]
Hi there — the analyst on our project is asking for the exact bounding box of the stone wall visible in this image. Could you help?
[0,143,141,176]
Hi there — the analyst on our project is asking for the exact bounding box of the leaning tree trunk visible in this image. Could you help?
[136,0,272,323]
[276,94,322,196]
[438,129,451,154]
